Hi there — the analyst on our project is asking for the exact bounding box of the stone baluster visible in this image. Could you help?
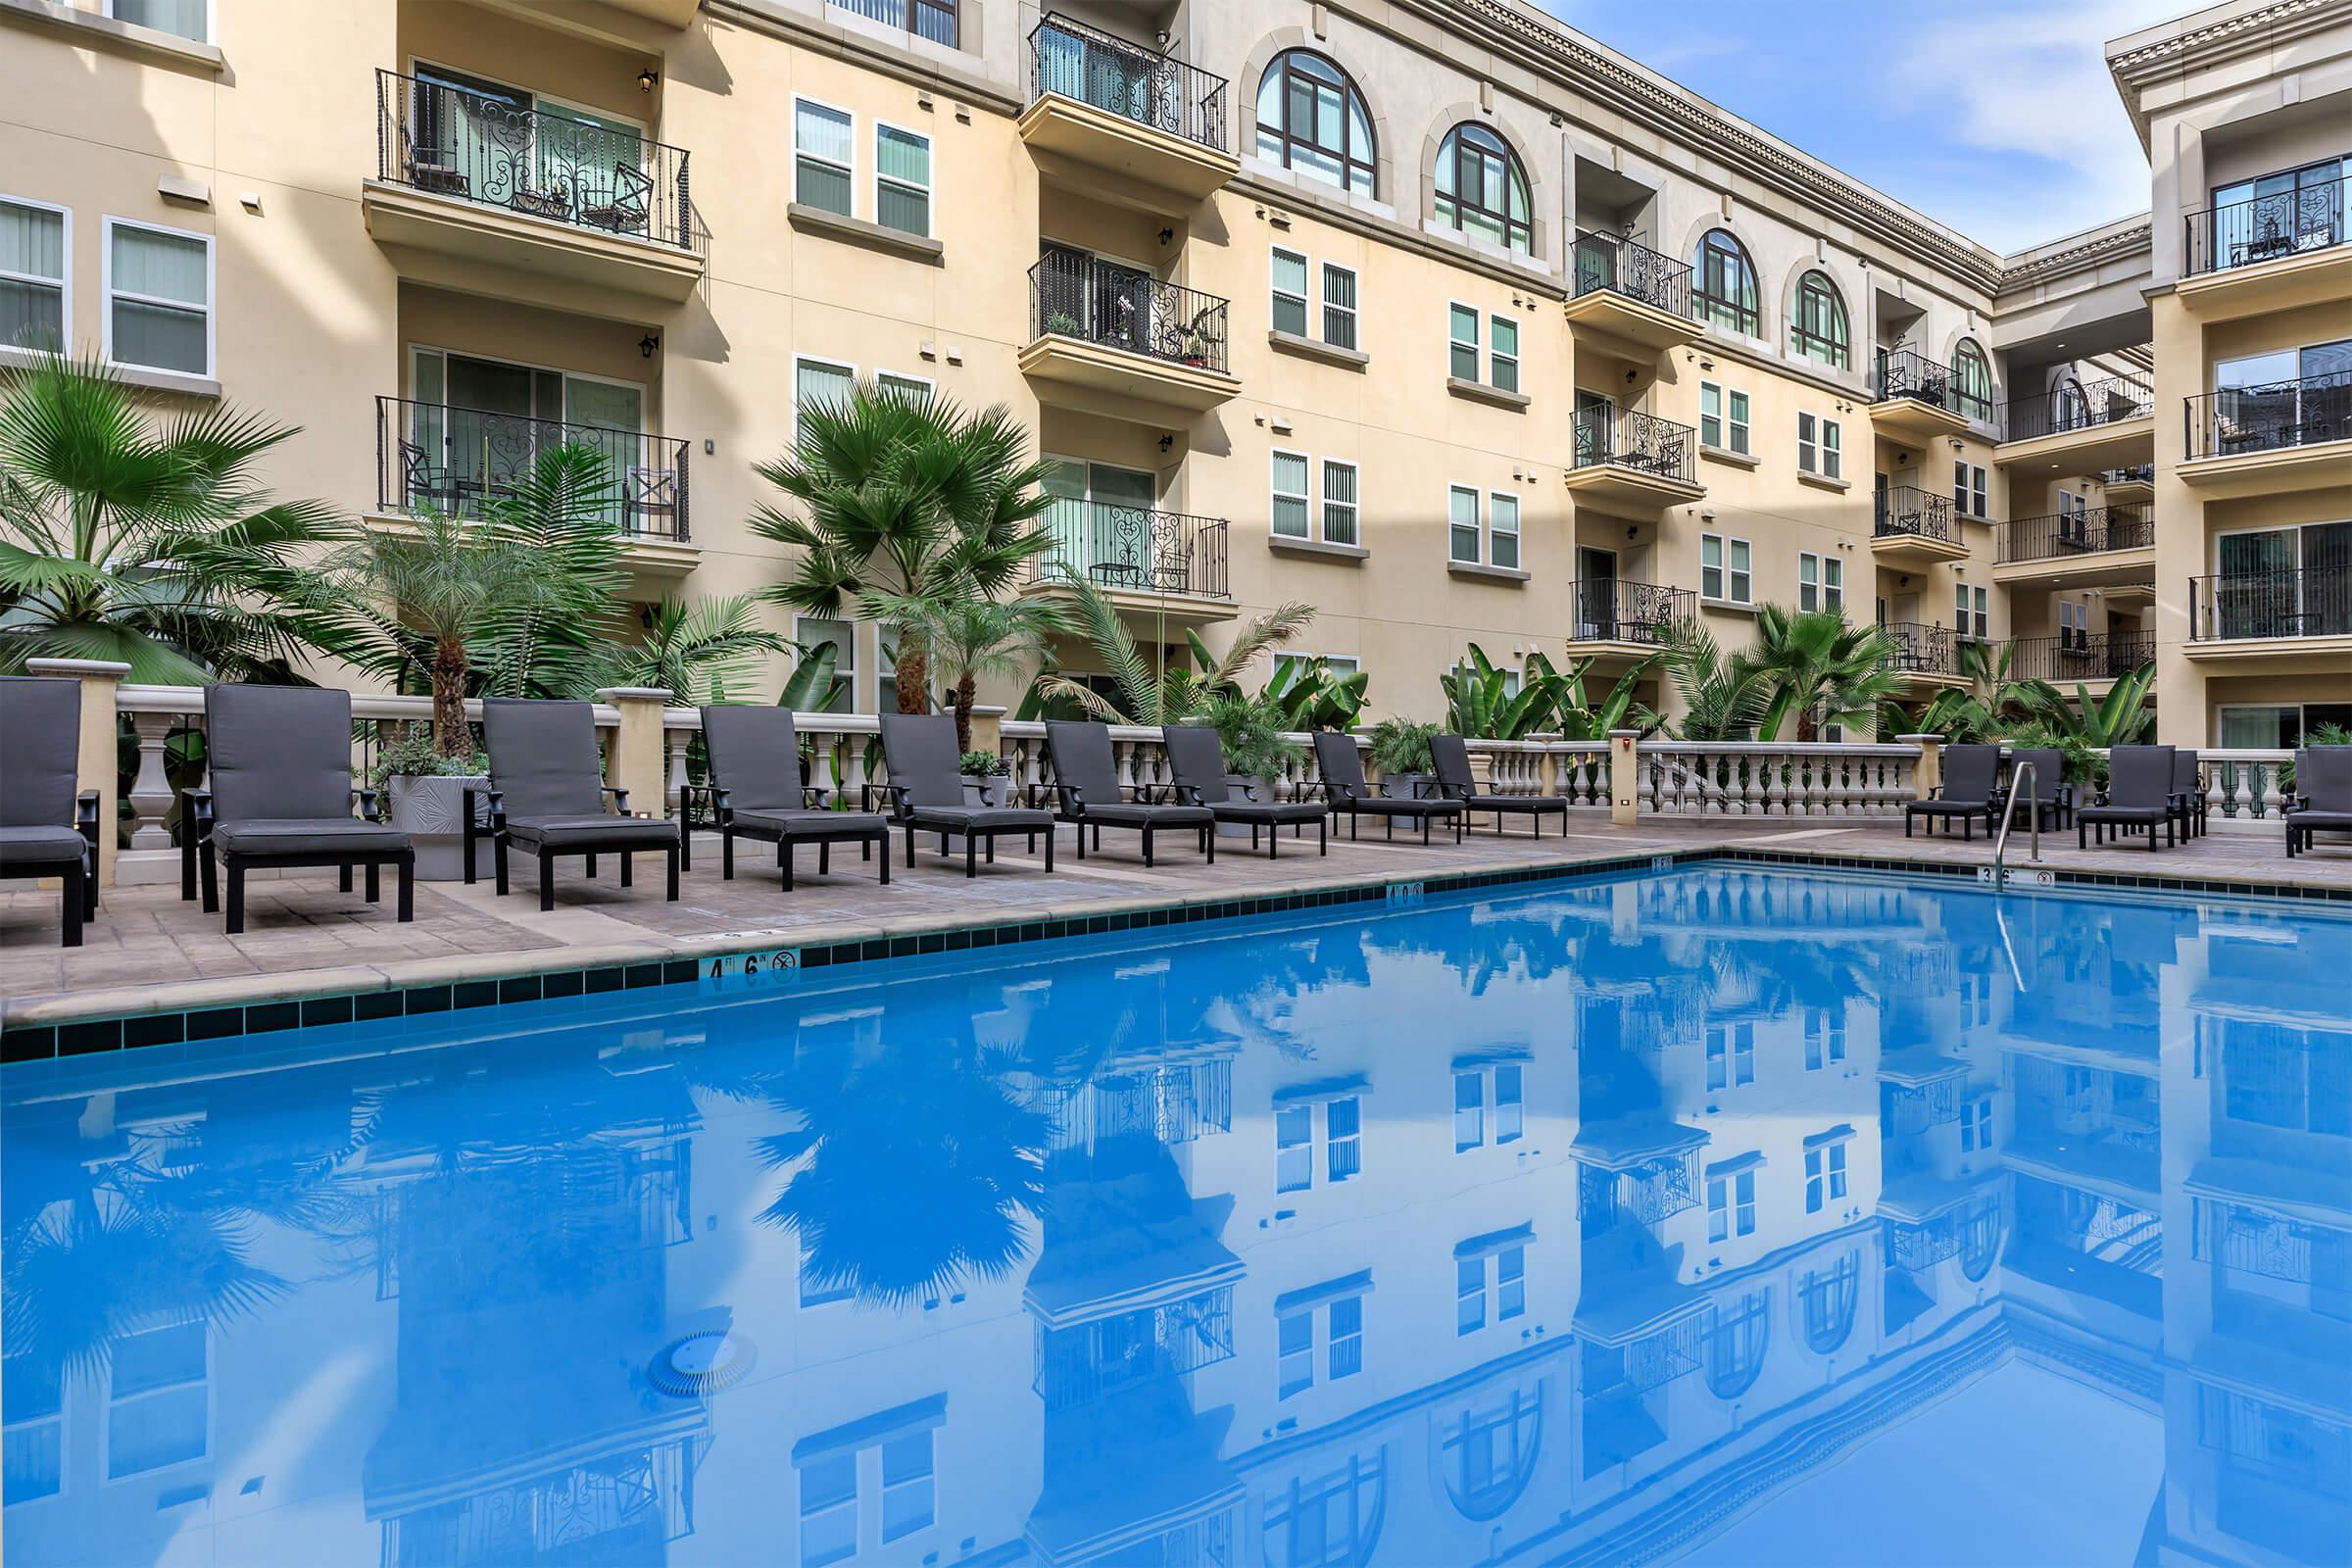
[664,724,692,820]
[124,709,178,850]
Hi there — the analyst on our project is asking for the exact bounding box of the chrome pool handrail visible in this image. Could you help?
[1992,760,2041,878]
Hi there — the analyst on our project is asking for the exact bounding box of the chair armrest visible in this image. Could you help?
[603,785,632,816]
[1051,782,1085,811]
[181,787,217,842]
[869,782,912,820]
[75,790,102,851]
[464,786,507,831]
[802,784,835,811]
[1171,782,1205,807]
[355,788,382,823]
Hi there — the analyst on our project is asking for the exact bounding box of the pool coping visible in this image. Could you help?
[6,841,2347,1063]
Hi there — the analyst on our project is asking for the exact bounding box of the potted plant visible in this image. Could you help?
[960,749,1011,806]
[1177,305,1222,368]
[373,729,494,880]
[1202,693,1304,836]
[1366,716,1439,800]
[1046,310,1083,337]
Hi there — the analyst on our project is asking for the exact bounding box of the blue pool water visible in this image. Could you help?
[4,864,2349,1567]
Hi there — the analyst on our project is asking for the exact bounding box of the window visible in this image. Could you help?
[793,99,855,217]
[1706,1168,1757,1241]
[1701,533,1751,604]
[104,220,210,377]
[1707,1290,1771,1399]
[1798,413,1819,474]
[1272,247,1309,337]
[1328,1295,1364,1379]
[1255,51,1376,198]
[1823,419,1842,479]
[1798,415,1841,477]
[1956,584,1988,640]
[1323,263,1358,350]
[1434,123,1532,254]
[1272,450,1310,539]
[1276,1290,1366,1398]
[1456,1256,1486,1334]
[800,1452,858,1566]
[1954,462,1987,516]
[1692,228,1759,336]
[1322,461,1358,546]
[1728,390,1751,455]
[879,1432,935,1543]
[1456,1243,1527,1334]
[2,1354,63,1503]
[1972,466,1988,517]
[1496,1247,1526,1320]
[1824,560,1844,610]
[1494,1063,1523,1144]
[794,355,856,450]
[1490,314,1519,393]
[1488,492,1520,571]
[1441,1388,1542,1520]
[1804,1142,1848,1213]
[1265,1452,1386,1568]
[874,122,931,236]
[111,0,206,42]
[1453,1068,1484,1150]
[795,615,857,714]
[1327,1096,1362,1181]
[0,197,67,353]
[1801,1254,1861,1354]
[1707,1175,1728,1241]
[1277,1104,1313,1193]
[1803,1006,1847,1067]
[1951,338,1993,421]
[1279,1309,1316,1397]
[1799,551,1821,612]
[1448,303,1479,381]
[1448,485,1481,565]
[1961,1096,1994,1152]
[1791,270,1848,368]
[1699,381,1747,453]
[106,1320,207,1478]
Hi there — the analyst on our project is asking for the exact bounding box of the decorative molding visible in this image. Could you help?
[1993,220,2154,297]
[2107,0,2342,78]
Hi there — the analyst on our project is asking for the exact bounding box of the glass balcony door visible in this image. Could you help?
[407,347,643,521]
[411,65,647,229]
[1045,460,1160,590]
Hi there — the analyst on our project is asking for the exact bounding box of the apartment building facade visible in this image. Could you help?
[0,0,2343,742]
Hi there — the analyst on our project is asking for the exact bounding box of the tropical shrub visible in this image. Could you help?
[1366,716,1438,776]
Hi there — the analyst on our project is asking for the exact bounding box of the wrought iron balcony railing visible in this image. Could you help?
[374,71,700,255]
[1034,1285,1234,1409]
[1568,579,1692,645]
[1996,502,2154,564]
[2100,464,2154,485]
[1873,348,1949,406]
[2189,566,2352,642]
[2186,370,2352,461]
[2007,631,2154,684]
[1874,485,1957,545]
[1029,503,1230,600]
[2001,373,2154,443]
[1028,12,1228,153]
[1570,229,1693,319]
[375,395,690,540]
[1571,407,1698,486]
[1031,250,1230,375]
[1881,620,1958,679]
[830,0,957,46]
[2185,175,2349,276]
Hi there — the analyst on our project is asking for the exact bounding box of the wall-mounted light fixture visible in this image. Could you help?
[637,69,659,93]
[1157,227,1174,246]
[639,332,660,358]
[1158,434,1174,453]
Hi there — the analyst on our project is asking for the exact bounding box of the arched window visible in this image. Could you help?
[1255,51,1375,198]
[1692,229,1760,337]
[1440,1385,1542,1521]
[1951,338,1994,421]
[1799,1253,1860,1354]
[1960,1201,2002,1282]
[1263,1449,1387,1567]
[1434,123,1532,255]
[2052,375,2088,433]
[1705,1288,1770,1399]
[1791,270,1849,368]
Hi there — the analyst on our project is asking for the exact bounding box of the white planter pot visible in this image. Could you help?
[386,772,493,882]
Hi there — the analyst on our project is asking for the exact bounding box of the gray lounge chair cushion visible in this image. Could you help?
[1314,730,1456,813]
[0,677,79,830]
[0,825,89,870]
[1212,799,1327,824]
[902,804,1056,832]
[2299,748,2352,812]
[1458,793,1567,812]
[2173,750,2204,795]
[1936,745,2002,804]
[1161,726,1236,806]
[2082,746,2176,817]
[505,814,680,850]
[1045,721,1212,826]
[878,713,972,809]
[485,699,611,818]
[2008,749,2067,804]
[1341,794,1460,816]
[731,808,889,838]
[2290,809,2352,831]
[205,684,360,823]
[210,819,410,858]
[702,704,809,814]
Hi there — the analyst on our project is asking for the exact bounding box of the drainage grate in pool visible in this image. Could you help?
[651,1330,757,1396]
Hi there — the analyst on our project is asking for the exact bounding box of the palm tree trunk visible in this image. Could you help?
[432,635,470,760]
[953,673,977,754]
[895,649,929,715]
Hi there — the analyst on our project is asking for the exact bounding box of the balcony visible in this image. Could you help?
[2100,465,2154,504]
[2187,567,2352,669]
[1869,349,1980,442]
[1017,13,1236,211]
[1992,503,2154,587]
[1995,374,2155,471]
[1565,579,1691,665]
[1563,407,1705,514]
[2180,176,2352,320]
[372,395,696,574]
[2006,631,2154,687]
[1563,231,1699,358]
[2182,371,2352,497]
[1882,621,1968,694]
[1020,252,1239,422]
[1024,504,1236,624]
[363,71,705,308]
[1869,486,1969,567]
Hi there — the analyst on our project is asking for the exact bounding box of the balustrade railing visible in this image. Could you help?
[1874,485,1957,545]
[2188,566,2352,641]
[376,396,691,540]
[2005,631,2154,684]
[1567,579,1690,647]
[1636,742,1920,817]
[1996,503,2153,563]
[2184,175,2349,276]
[1570,229,1693,319]
[1030,504,1230,600]
[1028,12,1227,153]
[1881,619,1958,679]
[1031,249,1230,373]
[1873,349,1952,408]
[2186,370,2352,461]
[1571,407,1698,486]
[2000,374,2153,444]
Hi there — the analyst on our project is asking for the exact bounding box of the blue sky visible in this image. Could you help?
[1536,0,2175,253]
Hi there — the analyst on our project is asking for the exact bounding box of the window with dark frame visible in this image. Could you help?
[1434,123,1533,254]
[1254,50,1377,198]
[1693,228,1760,336]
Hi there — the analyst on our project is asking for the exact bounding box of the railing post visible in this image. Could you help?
[967,704,1006,763]
[596,687,675,817]
[1608,729,1641,827]
[125,709,177,850]
[1899,734,1941,800]
[27,659,131,888]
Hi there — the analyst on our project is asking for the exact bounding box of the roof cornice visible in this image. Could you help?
[1993,218,2153,300]
[2106,0,2352,148]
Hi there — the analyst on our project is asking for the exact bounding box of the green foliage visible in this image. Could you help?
[371,729,488,789]
[858,587,1064,751]
[1202,691,1306,781]
[1658,615,1773,740]
[957,750,1008,776]
[1746,605,1900,741]
[1982,717,2105,786]
[1899,638,2069,745]
[1441,645,1560,740]
[777,638,849,713]
[1551,656,1663,741]
[1366,716,1439,776]
[2043,662,2158,748]
[0,353,348,682]
[1263,654,1368,732]
[2311,723,2352,747]
[1035,574,1315,726]
[582,593,792,707]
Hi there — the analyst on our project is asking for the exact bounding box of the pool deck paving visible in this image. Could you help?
[4,813,2349,1035]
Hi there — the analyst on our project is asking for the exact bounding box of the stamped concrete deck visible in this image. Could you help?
[4,814,2347,1032]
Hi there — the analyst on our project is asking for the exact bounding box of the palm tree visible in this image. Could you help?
[1658,615,1772,740]
[1036,575,1315,725]
[0,354,345,682]
[584,592,793,707]
[1900,639,2063,744]
[752,381,1055,712]
[859,588,1065,752]
[1745,605,1900,741]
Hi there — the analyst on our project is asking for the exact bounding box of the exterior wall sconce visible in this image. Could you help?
[639,332,660,358]
[638,69,659,93]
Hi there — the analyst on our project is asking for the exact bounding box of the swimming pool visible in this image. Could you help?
[3,863,2347,1566]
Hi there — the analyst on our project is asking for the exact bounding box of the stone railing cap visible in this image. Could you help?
[595,687,676,701]
[1893,733,1942,743]
[24,658,133,676]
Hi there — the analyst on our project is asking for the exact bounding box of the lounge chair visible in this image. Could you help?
[1905,744,2001,840]
[0,676,99,948]
[182,684,415,936]
[1430,734,1569,836]
[466,698,681,908]
[696,705,889,889]
[1162,725,1327,859]
[2171,749,2209,840]
[1310,731,1463,845]
[2000,747,2073,831]
[2286,747,2352,858]
[2078,745,2179,852]
[876,713,1056,877]
[1044,719,1214,866]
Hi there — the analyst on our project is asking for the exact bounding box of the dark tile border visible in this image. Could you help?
[3,847,2341,1064]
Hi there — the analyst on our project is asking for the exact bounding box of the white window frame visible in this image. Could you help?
[791,352,859,449]
[101,216,214,379]
[1446,300,1479,382]
[1270,245,1310,339]
[1798,551,1821,612]
[878,1429,935,1544]
[793,612,859,716]
[0,194,70,355]
[1452,1067,1485,1152]
[872,118,933,238]
[1955,458,1970,512]
[792,94,857,218]
[1493,1062,1523,1144]
[1487,490,1520,571]
[1700,381,1723,448]
[1447,482,1481,565]
[1823,417,1842,479]
[1321,458,1358,546]
[1275,1102,1313,1193]
[876,368,933,400]
[1271,447,1312,540]
[1972,465,1988,518]
[108,0,213,44]
[1797,412,1818,473]
[1823,555,1843,611]
[1278,1307,1316,1397]
[1322,262,1358,350]
[1728,387,1751,455]
[1488,312,1519,393]
[1702,532,1752,605]
[101,1319,209,1483]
